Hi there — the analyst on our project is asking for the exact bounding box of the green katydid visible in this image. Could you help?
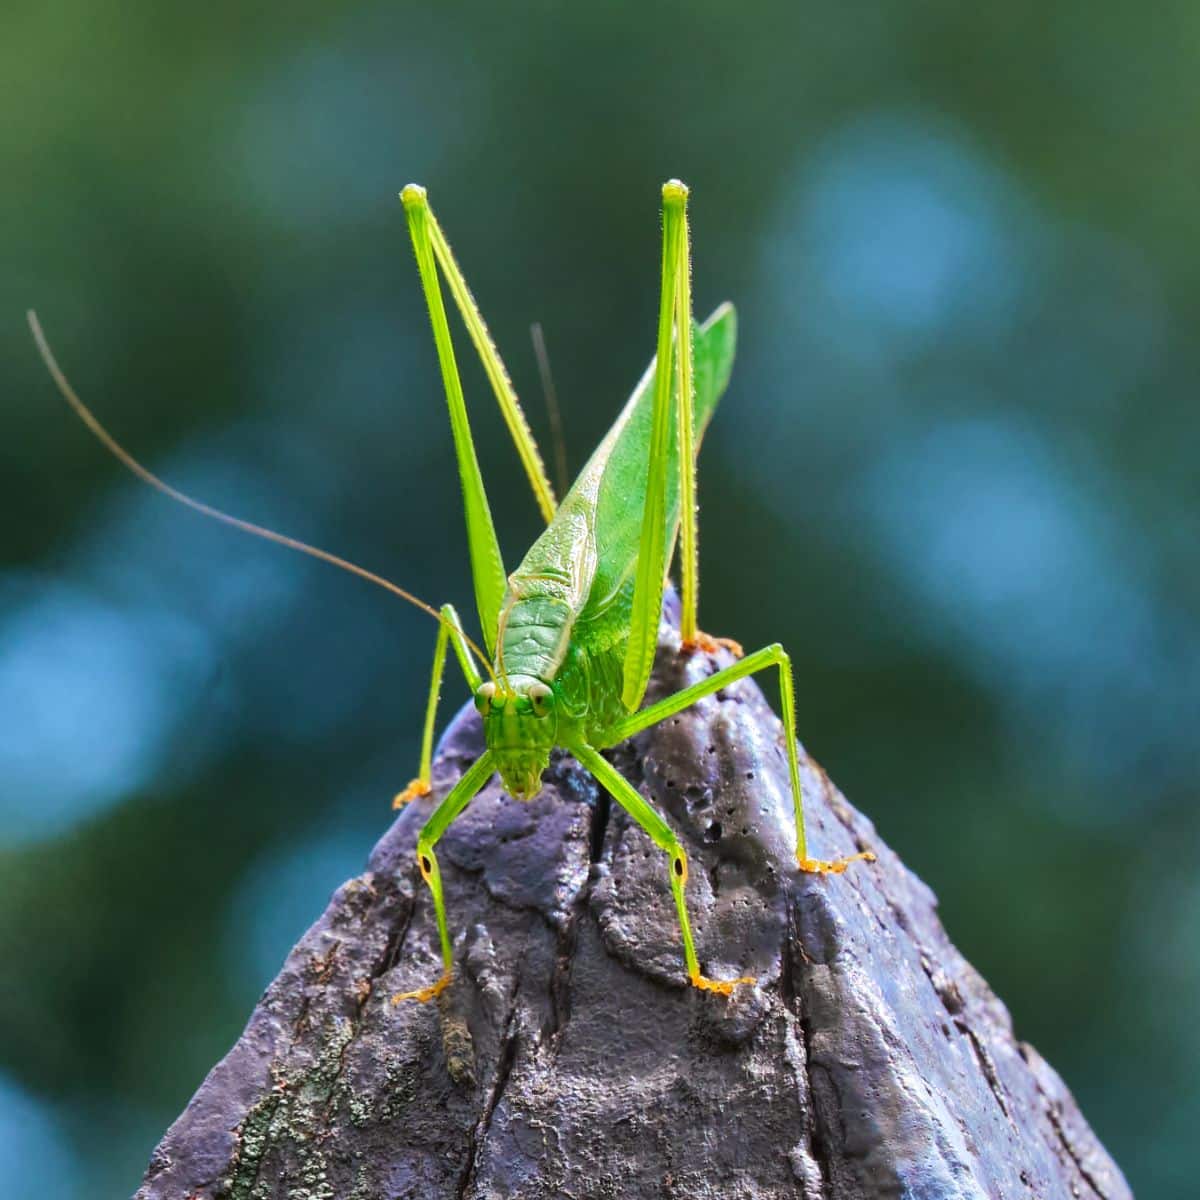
[28,178,873,1005]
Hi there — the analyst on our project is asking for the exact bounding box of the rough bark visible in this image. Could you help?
[136,613,1132,1200]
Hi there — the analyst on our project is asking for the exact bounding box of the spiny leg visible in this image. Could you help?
[571,742,753,995]
[604,645,876,875]
[402,186,507,653]
[402,185,557,525]
[618,180,737,676]
[623,182,689,711]
[672,185,700,648]
[670,190,740,659]
[392,750,496,1003]
[394,603,481,808]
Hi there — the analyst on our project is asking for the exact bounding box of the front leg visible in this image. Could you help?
[572,742,753,995]
[392,750,496,1004]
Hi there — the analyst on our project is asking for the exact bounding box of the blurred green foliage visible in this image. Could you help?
[2,2,1197,1195]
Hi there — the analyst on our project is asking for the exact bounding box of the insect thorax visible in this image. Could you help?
[496,591,573,680]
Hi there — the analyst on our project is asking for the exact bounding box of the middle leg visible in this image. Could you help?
[604,644,876,874]
[394,602,481,808]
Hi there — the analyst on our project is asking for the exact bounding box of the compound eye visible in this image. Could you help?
[528,682,554,718]
[474,681,497,714]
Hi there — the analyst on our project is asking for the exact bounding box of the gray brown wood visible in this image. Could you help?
[136,616,1132,1199]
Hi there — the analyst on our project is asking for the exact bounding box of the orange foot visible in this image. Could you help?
[688,970,756,996]
[391,971,452,1004]
[797,850,877,875]
[683,631,745,659]
[392,778,431,810]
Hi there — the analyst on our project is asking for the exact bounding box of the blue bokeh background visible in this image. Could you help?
[2,3,1196,1194]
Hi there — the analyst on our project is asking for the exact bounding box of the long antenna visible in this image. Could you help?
[27,311,496,685]
[530,321,568,498]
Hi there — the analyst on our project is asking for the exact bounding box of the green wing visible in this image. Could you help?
[507,302,736,660]
[577,303,737,654]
